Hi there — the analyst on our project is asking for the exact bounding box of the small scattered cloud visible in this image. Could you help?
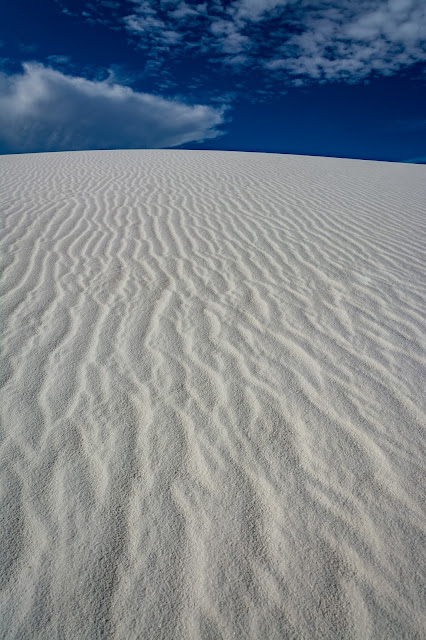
[211,19,250,54]
[46,0,426,107]
[46,55,72,66]
[266,0,426,82]
[231,0,289,23]
[111,0,426,84]
[0,63,226,154]
[169,2,200,20]
[222,54,249,67]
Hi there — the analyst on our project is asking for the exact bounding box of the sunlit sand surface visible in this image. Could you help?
[1,150,425,639]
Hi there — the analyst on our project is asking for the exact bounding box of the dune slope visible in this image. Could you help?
[1,150,425,639]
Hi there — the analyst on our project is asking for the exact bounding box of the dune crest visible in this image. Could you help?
[1,150,425,639]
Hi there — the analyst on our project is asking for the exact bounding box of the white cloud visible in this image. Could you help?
[265,0,426,81]
[169,2,199,19]
[0,63,226,154]
[211,19,250,53]
[47,54,72,66]
[223,54,249,67]
[231,0,290,22]
[124,14,166,34]
[62,0,426,85]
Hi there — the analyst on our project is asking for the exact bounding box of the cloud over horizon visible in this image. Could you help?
[0,63,226,154]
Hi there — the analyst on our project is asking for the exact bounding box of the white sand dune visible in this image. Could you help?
[1,149,425,639]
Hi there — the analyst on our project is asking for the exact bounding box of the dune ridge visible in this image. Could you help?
[1,150,425,639]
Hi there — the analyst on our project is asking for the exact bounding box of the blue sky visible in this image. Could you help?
[1,0,425,161]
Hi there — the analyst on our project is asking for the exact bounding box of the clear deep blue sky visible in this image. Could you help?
[1,0,425,161]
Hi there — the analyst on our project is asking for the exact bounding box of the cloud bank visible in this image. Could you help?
[0,63,226,154]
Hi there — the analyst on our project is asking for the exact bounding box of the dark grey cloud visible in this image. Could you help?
[0,63,226,154]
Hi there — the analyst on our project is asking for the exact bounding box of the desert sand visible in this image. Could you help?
[1,149,425,639]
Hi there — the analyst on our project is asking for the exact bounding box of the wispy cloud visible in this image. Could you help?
[0,63,226,154]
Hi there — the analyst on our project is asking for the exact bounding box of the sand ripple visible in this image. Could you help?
[1,150,425,639]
